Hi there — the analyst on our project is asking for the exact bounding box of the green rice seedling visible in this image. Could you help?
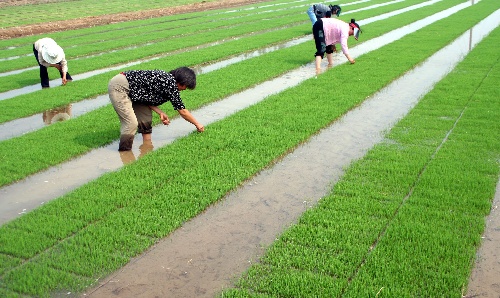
[0,0,438,92]
[219,288,271,297]
[1,0,439,186]
[38,225,154,276]
[1,21,307,91]
[0,0,312,54]
[1,262,93,297]
[0,254,21,275]
[236,264,345,297]
[341,19,500,298]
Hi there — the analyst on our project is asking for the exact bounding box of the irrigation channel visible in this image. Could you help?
[84,8,500,297]
[0,0,498,297]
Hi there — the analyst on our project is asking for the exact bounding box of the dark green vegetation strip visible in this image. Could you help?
[220,12,500,298]
[0,0,498,296]
[0,0,465,187]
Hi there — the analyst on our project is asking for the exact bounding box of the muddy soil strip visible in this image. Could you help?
[465,177,500,298]
[84,12,500,297]
[0,1,477,225]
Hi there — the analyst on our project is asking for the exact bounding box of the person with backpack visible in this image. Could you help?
[307,3,341,25]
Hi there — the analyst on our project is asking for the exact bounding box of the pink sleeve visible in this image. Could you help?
[340,30,350,56]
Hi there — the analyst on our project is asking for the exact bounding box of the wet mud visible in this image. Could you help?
[465,180,500,298]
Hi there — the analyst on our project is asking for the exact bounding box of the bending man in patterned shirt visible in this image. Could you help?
[108,67,205,151]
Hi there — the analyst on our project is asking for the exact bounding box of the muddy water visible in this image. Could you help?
[83,9,500,298]
[466,178,500,298]
[0,98,108,141]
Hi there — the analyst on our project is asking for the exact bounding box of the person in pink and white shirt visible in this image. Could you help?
[312,15,361,72]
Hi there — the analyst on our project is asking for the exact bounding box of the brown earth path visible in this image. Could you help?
[0,0,266,39]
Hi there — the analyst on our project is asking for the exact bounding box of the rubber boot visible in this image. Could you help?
[118,135,134,151]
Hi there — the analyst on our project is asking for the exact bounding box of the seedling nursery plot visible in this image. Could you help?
[0,0,499,297]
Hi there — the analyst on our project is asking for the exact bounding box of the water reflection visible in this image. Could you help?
[42,104,72,125]
[119,140,155,165]
[139,140,154,156]
[0,95,108,142]
[119,151,136,165]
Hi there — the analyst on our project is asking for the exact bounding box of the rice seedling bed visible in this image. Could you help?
[0,0,498,296]
[219,10,500,298]
[0,0,414,91]
[0,0,470,188]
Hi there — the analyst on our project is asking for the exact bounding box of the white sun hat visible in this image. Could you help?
[41,40,64,64]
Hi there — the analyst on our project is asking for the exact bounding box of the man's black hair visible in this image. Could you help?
[170,67,196,89]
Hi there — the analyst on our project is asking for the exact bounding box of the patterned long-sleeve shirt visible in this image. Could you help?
[123,70,186,109]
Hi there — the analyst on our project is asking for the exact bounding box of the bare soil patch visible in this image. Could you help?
[0,0,265,39]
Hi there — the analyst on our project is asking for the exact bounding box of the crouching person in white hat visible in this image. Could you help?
[108,67,205,151]
[33,37,72,88]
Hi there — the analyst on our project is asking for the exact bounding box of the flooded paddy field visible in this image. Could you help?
[0,0,499,297]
